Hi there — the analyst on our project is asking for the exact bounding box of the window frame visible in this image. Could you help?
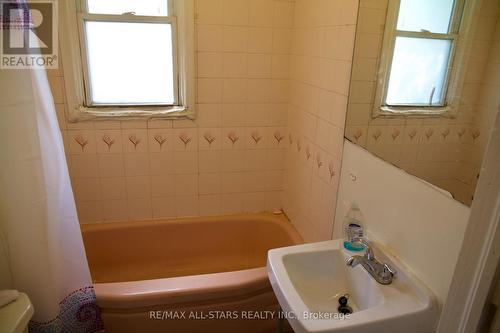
[373,0,470,118]
[59,0,195,121]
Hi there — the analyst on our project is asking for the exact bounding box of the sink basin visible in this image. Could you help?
[267,239,438,333]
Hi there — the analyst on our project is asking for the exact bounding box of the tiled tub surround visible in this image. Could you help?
[81,213,302,333]
[50,0,296,223]
[62,124,288,222]
[282,0,359,241]
[345,0,500,205]
[49,0,359,243]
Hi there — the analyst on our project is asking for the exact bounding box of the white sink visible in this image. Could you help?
[267,239,438,333]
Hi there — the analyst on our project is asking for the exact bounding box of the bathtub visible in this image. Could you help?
[81,213,302,333]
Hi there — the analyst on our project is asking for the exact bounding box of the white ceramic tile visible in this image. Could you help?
[199,195,222,216]
[121,120,147,129]
[222,104,246,127]
[243,192,266,212]
[174,174,198,196]
[151,175,175,197]
[152,197,176,218]
[124,153,150,176]
[101,177,127,200]
[247,54,272,78]
[223,26,248,52]
[197,104,222,128]
[97,154,125,178]
[245,127,269,150]
[199,173,222,194]
[197,25,224,52]
[67,130,97,154]
[102,199,128,221]
[174,151,199,174]
[95,130,123,154]
[175,196,199,217]
[122,129,148,153]
[247,27,273,53]
[68,154,100,178]
[223,79,247,103]
[249,0,274,27]
[220,193,244,214]
[173,128,198,151]
[126,176,151,199]
[196,0,223,25]
[147,129,173,153]
[198,150,222,173]
[221,150,246,171]
[127,198,152,220]
[72,178,101,201]
[199,128,222,151]
[221,128,246,150]
[223,53,247,78]
[222,0,249,26]
[198,79,223,103]
[198,52,223,78]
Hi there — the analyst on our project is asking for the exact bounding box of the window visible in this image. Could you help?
[373,0,469,116]
[60,0,195,120]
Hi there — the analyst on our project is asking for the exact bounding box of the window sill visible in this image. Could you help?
[66,105,195,122]
[373,105,457,119]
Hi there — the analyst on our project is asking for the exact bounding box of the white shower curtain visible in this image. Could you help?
[0,66,104,331]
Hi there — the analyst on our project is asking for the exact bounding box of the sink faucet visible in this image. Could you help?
[345,237,396,285]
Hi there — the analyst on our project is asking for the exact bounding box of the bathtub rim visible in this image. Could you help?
[80,212,300,236]
[83,212,303,310]
[94,267,271,310]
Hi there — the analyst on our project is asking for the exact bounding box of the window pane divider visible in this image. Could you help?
[79,13,175,24]
[396,30,457,40]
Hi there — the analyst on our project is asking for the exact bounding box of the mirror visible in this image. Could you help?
[345,0,499,206]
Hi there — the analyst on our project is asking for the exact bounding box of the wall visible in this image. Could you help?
[48,0,358,240]
[345,0,500,205]
[0,231,12,290]
[48,0,296,222]
[473,5,500,178]
[334,140,470,307]
[282,0,359,242]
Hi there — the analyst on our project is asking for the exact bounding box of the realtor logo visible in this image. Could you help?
[1,0,58,69]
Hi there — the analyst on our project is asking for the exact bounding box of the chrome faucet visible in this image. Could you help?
[345,237,396,285]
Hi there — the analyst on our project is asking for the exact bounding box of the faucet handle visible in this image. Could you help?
[382,263,396,279]
[352,237,374,260]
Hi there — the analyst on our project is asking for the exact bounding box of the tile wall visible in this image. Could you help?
[49,0,296,223]
[282,0,359,241]
[48,0,359,242]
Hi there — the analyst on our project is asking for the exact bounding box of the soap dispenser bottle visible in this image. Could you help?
[343,203,365,251]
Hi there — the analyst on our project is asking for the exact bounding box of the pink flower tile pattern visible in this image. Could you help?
[154,134,167,149]
[74,135,88,152]
[203,131,216,147]
[128,134,141,150]
[179,132,192,149]
[102,135,115,151]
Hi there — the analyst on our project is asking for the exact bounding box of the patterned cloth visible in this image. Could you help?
[29,287,105,333]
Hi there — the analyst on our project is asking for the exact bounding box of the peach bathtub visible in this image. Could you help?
[81,213,302,333]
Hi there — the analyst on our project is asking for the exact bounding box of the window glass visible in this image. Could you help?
[386,37,452,106]
[86,0,169,16]
[397,0,455,33]
[85,21,174,105]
